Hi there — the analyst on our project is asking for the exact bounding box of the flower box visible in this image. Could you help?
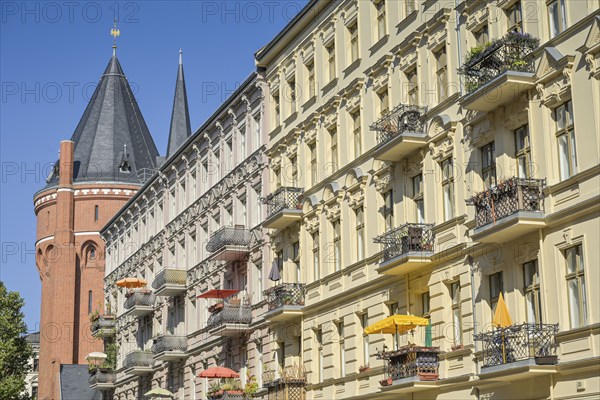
[379,377,392,386]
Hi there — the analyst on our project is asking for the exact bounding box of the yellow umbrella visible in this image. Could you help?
[492,292,513,328]
[364,315,429,349]
[492,292,513,364]
[116,277,147,289]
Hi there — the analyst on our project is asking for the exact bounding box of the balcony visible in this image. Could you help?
[206,226,251,261]
[90,315,116,338]
[123,350,154,376]
[370,104,427,162]
[151,268,187,297]
[207,302,252,337]
[378,346,439,392]
[88,369,116,391]
[458,32,539,111]
[467,178,545,243]
[264,283,305,322]
[151,334,188,362]
[374,223,435,275]
[474,323,558,379]
[262,187,304,229]
[123,289,156,317]
[263,365,307,394]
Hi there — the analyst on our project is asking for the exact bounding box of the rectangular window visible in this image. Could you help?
[413,174,425,223]
[406,68,419,105]
[441,158,455,221]
[254,115,261,150]
[383,190,394,231]
[475,24,490,45]
[356,207,365,262]
[306,61,316,99]
[376,0,386,40]
[329,127,338,172]
[565,244,587,328]
[451,282,462,346]
[405,0,416,16]
[312,232,320,280]
[170,188,176,218]
[548,0,567,37]
[352,110,361,157]
[94,205,99,221]
[309,142,318,185]
[523,260,542,324]
[274,168,281,189]
[88,290,93,314]
[361,313,369,365]
[378,88,389,116]
[327,42,336,82]
[333,219,341,272]
[481,142,497,188]
[316,328,324,383]
[273,92,280,127]
[489,272,504,312]
[292,241,300,283]
[288,78,296,115]
[435,47,448,102]
[507,1,523,32]
[338,321,345,377]
[422,292,430,316]
[290,156,298,186]
[349,22,359,63]
[555,100,576,181]
[515,125,532,178]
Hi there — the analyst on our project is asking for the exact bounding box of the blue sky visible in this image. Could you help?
[0,0,308,332]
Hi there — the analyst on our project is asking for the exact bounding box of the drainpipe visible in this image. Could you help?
[468,254,480,399]
[455,0,464,95]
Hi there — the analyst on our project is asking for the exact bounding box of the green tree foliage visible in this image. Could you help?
[0,281,33,400]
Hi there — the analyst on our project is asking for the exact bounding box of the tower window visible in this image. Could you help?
[94,205,99,221]
[88,290,93,314]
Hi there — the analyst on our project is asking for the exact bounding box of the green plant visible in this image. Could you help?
[209,381,221,393]
[89,309,100,322]
[244,374,259,396]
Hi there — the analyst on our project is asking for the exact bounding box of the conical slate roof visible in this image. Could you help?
[166,51,192,158]
[47,55,159,186]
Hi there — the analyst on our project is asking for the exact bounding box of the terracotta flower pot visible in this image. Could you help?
[379,377,392,386]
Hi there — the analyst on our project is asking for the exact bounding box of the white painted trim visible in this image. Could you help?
[36,236,55,246]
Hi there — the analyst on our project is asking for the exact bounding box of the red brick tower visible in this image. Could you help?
[33,53,159,400]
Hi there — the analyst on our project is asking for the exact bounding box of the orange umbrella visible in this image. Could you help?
[492,293,513,328]
[116,277,147,289]
[198,366,239,378]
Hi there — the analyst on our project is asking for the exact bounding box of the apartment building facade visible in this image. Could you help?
[97,73,270,399]
[94,1,599,399]
[257,0,599,399]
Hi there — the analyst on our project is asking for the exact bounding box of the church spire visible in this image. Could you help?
[167,49,192,158]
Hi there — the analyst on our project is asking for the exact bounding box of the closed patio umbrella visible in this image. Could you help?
[116,277,147,289]
[492,292,513,364]
[268,261,281,282]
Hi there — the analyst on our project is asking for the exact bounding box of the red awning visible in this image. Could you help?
[197,289,240,299]
[198,366,240,378]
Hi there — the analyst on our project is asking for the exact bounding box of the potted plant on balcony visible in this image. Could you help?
[208,381,222,398]
[244,373,258,397]
[223,378,243,395]
[358,364,370,373]
[379,377,392,386]
[228,297,241,306]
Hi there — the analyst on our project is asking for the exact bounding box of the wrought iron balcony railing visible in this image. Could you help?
[263,187,304,217]
[206,226,251,253]
[374,223,435,263]
[123,350,154,369]
[124,290,156,310]
[370,104,427,146]
[378,345,440,381]
[263,365,307,387]
[474,323,558,368]
[458,32,539,93]
[151,268,187,289]
[88,369,116,385]
[207,304,252,329]
[90,315,116,334]
[264,283,305,311]
[467,178,545,229]
[151,335,188,354]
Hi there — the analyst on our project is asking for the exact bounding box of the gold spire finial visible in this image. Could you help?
[111,19,120,56]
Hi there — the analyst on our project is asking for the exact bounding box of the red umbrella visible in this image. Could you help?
[197,289,239,299]
[198,366,240,378]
